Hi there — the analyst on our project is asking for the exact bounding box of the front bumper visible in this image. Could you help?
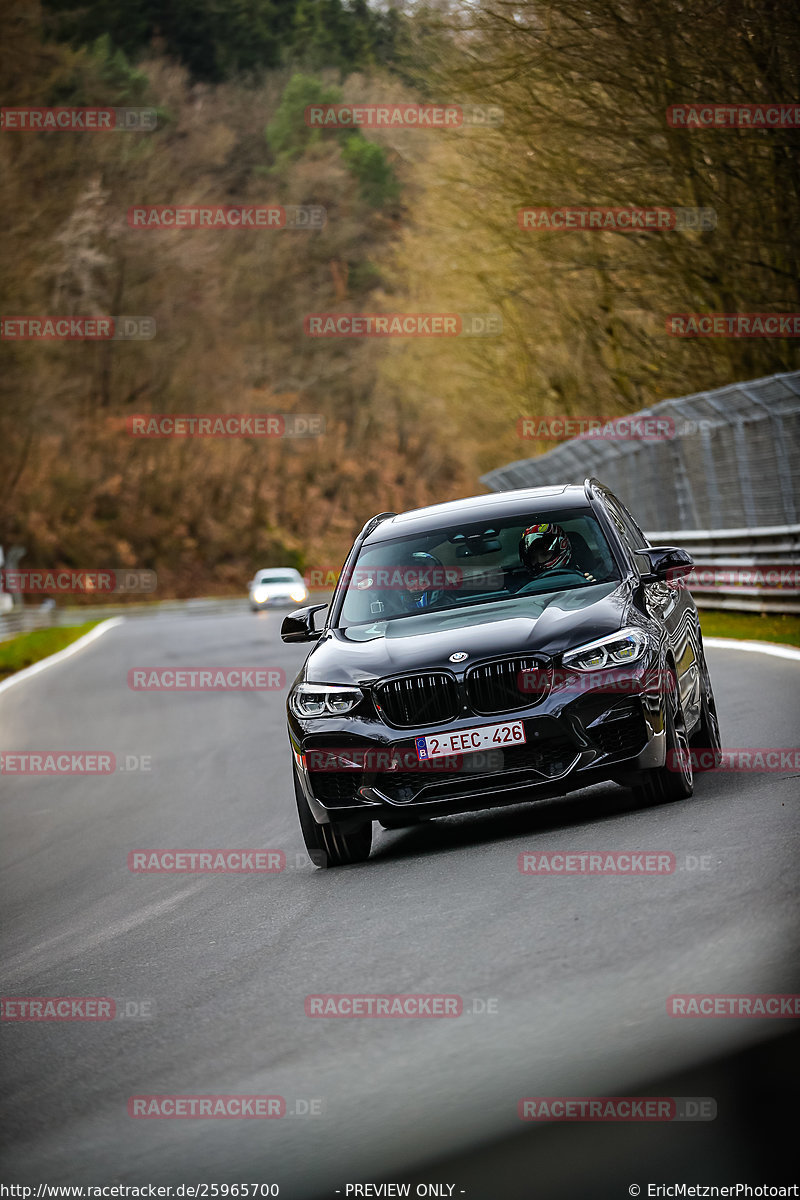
[289,666,669,825]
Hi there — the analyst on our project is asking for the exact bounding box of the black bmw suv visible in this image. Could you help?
[282,479,721,867]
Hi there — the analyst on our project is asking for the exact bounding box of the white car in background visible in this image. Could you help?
[0,547,13,613]
[249,568,308,612]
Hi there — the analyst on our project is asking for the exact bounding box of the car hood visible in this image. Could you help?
[304,581,639,686]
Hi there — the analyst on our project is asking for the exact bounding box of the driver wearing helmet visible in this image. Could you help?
[398,551,447,610]
[519,523,597,583]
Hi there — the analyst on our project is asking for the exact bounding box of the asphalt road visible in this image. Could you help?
[1,610,799,1195]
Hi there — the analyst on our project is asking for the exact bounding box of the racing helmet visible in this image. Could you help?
[401,551,445,609]
[519,522,571,577]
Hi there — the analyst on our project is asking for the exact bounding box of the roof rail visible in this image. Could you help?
[360,511,397,538]
[583,477,603,502]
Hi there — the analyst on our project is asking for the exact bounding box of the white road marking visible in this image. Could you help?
[703,636,800,662]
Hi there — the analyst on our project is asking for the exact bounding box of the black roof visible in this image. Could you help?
[363,484,594,544]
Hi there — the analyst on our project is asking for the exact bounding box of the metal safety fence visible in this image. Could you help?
[481,372,800,612]
[481,371,800,531]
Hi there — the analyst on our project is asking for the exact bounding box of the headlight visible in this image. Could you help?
[290,683,363,718]
[562,628,650,672]
[290,587,308,603]
[252,585,269,603]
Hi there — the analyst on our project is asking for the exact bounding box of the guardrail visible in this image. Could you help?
[646,524,800,613]
[0,597,253,643]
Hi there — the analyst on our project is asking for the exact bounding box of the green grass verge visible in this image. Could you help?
[698,609,800,647]
[0,621,104,681]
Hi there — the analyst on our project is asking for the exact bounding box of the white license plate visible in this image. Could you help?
[415,720,526,761]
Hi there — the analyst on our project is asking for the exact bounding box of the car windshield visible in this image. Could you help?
[258,574,298,584]
[338,510,619,627]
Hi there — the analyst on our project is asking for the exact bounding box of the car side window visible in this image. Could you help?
[616,499,649,549]
[604,499,634,552]
[605,496,647,552]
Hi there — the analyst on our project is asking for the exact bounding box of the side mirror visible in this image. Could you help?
[281,604,327,643]
[638,546,694,583]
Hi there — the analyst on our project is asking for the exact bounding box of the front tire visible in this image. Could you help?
[689,648,722,770]
[293,770,372,867]
[633,669,694,805]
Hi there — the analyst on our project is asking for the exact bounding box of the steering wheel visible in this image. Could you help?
[516,566,591,593]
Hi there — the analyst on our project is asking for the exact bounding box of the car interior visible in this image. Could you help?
[340,514,619,625]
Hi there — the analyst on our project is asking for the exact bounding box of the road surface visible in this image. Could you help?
[1,611,798,1194]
